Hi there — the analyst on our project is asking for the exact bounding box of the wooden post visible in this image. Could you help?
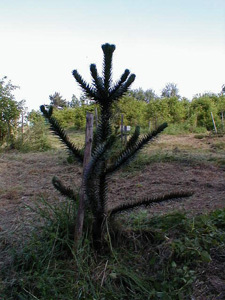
[74,112,94,248]
[21,111,24,143]
[124,126,127,143]
[95,107,98,128]
[7,122,10,146]
[221,112,224,131]
[121,114,124,143]
[211,112,217,134]
[148,121,151,131]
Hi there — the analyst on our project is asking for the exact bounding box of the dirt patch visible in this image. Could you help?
[108,161,225,216]
[0,151,80,227]
[0,137,224,239]
[154,133,225,153]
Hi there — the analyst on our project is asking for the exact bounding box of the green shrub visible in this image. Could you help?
[52,105,97,130]
[13,118,52,152]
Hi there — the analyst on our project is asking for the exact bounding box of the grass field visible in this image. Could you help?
[0,132,225,299]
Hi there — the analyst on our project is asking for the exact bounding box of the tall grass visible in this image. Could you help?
[1,196,225,300]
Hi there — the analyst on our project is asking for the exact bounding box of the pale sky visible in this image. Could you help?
[1,0,225,111]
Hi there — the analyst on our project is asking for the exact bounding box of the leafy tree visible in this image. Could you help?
[113,95,147,127]
[41,43,192,249]
[217,95,225,114]
[28,110,45,125]
[49,92,67,108]
[144,88,158,102]
[164,97,188,123]
[129,88,157,103]
[190,95,219,130]
[53,104,96,129]
[13,110,52,152]
[52,108,76,128]
[180,97,191,119]
[146,98,170,128]
[161,83,180,98]
[69,94,81,107]
[73,105,96,129]
[0,77,20,144]
[217,95,225,131]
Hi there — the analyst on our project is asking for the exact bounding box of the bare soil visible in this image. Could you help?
[0,134,224,239]
[0,135,225,231]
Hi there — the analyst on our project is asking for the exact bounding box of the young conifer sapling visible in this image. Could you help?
[41,43,192,249]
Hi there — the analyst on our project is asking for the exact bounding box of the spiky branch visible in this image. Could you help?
[72,43,136,145]
[40,105,83,162]
[109,191,194,216]
[106,122,168,175]
[52,176,77,201]
[102,43,115,93]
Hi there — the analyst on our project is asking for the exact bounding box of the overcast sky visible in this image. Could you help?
[1,0,225,111]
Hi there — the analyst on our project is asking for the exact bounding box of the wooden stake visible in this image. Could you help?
[95,107,98,128]
[124,125,127,143]
[21,111,24,143]
[211,112,217,134]
[121,114,124,143]
[74,112,94,248]
[221,111,224,131]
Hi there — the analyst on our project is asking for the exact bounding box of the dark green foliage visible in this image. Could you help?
[52,176,78,201]
[41,43,192,247]
[106,123,167,174]
[109,191,194,216]
[72,45,137,147]
[40,105,83,162]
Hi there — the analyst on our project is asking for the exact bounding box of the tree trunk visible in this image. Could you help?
[74,113,94,248]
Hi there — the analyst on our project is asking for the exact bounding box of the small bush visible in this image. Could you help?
[164,123,208,135]
[13,121,52,152]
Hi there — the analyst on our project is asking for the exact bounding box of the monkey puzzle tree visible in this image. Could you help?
[41,43,191,248]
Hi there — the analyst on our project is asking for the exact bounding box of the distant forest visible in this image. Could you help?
[49,83,225,133]
[1,77,225,151]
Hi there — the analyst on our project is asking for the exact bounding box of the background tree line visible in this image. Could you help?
[48,83,225,134]
[1,78,225,151]
[0,77,23,145]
